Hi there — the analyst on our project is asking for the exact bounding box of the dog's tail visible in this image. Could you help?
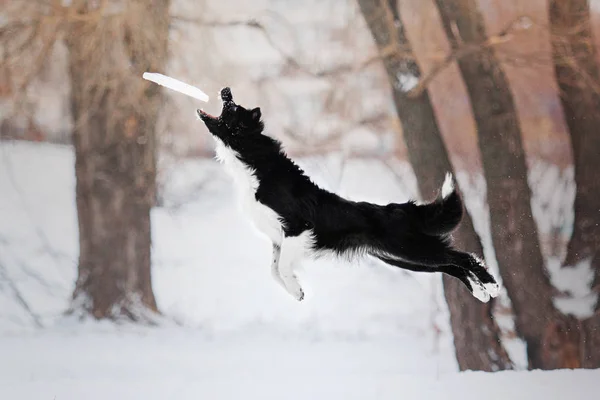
[413,173,463,236]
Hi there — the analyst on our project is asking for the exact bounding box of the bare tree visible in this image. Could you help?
[549,0,600,368]
[66,0,170,320]
[2,0,171,320]
[432,0,588,369]
[357,0,511,371]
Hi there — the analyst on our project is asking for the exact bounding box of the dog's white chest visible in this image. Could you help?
[215,141,283,243]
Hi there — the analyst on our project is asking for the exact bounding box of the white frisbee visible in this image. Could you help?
[142,72,209,102]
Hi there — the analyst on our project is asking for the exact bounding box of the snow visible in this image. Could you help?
[1,141,598,399]
[548,257,598,318]
[396,72,420,92]
[441,172,454,198]
[1,327,597,399]
[527,161,598,317]
[528,161,575,245]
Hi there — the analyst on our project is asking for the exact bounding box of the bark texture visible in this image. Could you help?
[66,0,171,319]
[434,0,578,369]
[358,0,511,371]
[549,0,600,368]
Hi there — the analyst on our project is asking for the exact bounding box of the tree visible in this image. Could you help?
[433,0,588,369]
[65,1,171,319]
[1,0,171,320]
[357,0,511,371]
[549,0,600,368]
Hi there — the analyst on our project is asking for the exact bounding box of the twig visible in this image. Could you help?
[407,15,534,98]
[285,111,389,151]
[0,145,77,281]
[0,258,43,328]
[171,15,393,79]
[171,16,303,69]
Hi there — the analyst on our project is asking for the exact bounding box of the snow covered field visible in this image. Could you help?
[1,328,597,399]
[1,141,597,399]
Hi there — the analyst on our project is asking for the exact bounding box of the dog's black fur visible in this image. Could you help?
[198,88,498,301]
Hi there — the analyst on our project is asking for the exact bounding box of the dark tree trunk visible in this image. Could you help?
[549,0,600,368]
[66,0,171,320]
[433,0,570,369]
[357,0,511,371]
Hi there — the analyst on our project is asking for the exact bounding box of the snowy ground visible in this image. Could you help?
[1,327,597,400]
[1,141,597,399]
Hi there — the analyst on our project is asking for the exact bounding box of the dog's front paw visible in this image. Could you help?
[283,282,305,302]
[280,274,305,301]
[288,286,304,302]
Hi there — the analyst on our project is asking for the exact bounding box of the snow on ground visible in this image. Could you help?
[1,141,597,399]
[0,327,597,400]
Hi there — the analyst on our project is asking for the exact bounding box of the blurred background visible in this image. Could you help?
[0,0,599,398]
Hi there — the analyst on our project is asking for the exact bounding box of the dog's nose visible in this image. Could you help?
[220,87,232,102]
[223,100,237,112]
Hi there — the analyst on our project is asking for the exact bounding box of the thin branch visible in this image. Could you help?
[407,15,534,98]
[284,111,389,153]
[0,145,77,278]
[171,16,302,69]
[171,15,394,79]
[0,257,43,328]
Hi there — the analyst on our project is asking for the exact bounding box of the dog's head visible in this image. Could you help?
[197,87,263,145]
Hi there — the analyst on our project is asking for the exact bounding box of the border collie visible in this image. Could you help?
[197,87,499,303]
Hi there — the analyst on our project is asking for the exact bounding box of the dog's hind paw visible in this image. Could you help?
[483,281,500,298]
[467,275,490,303]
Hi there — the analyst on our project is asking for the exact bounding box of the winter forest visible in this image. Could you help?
[1,0,599,398]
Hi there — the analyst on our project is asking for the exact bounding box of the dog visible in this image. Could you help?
[197,87,499,302]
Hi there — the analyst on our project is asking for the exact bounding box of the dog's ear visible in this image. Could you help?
[251,107,261,121]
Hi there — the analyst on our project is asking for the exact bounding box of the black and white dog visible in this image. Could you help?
[198,88,499,302]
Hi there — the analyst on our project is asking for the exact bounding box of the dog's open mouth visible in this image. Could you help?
[197,109,217,119]
[197,87,235,121]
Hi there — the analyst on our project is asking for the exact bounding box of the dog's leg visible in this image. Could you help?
[380,238,499,299]
[278,231,312,301]
[442,266,491,303]
[448,250,500,298]
[436,264,491,303]
[270,242,286,289]
[375,255,491,303]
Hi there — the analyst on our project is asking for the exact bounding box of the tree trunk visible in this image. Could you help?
[549,0,600,368]
[433,0,569,369]
[357,0,511,371]
[66,0,171,320]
